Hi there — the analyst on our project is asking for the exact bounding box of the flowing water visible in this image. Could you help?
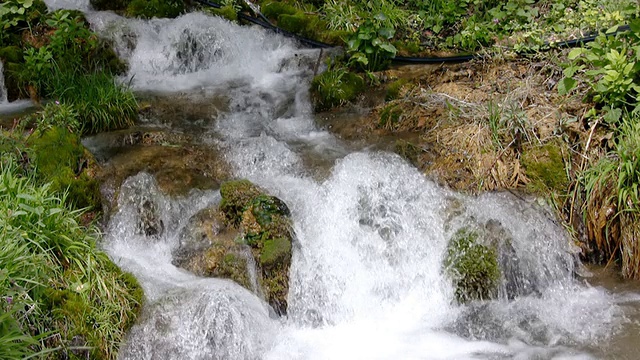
[0,61,7,104]
[42,2,640,358]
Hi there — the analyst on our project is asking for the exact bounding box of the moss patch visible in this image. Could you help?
[521,140,568,193]
[259,237,292,267]
[444,228,501,304]
[385,78,409,101]
[379,103,403,129]
[208,5,238,22]
[28,127,101,210]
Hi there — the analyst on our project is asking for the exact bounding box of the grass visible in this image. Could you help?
[44,68,138,135]
[0,154,143,359]
[580,113,640,278]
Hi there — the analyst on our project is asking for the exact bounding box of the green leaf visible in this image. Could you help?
[567,48,584,60]
[557,77,577,95]
[378,27,395,39]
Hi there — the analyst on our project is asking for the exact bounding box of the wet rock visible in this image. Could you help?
[138,197,164,237]
[214,179,293,315]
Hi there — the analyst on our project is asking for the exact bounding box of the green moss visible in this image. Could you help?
[29,127,101,209]
[521,140,569,193]
[208,5,238,22]
[278,13,311,36]
[259,237,291,267]
[126,0,185,18]
[385,79,408,101]
[443,228,501,304]
[0,46,23,63]
[393,40,421,55]
[219,179,263,225]
[262,2,298,20]
[219,252,250,288]
[311,69,364,111]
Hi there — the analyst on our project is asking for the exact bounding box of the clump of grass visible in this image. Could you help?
[581,113,640,278]
[311,65,364,111]
[0,154,143,359]
[44,68,137,135]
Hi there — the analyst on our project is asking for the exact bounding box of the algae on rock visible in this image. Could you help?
[444,227,501,304]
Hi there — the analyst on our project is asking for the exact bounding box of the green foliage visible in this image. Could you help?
[443,228,501,303]
[582,114,640,218]
[0,156,143,359]
[46,10,98,66]
[126,0,185,19]
[560,21,640,114]
[22,46,53,90]
[311,65,364,110]
[207,4,239,22]
[44,69,137,134]
[347,18,397,72]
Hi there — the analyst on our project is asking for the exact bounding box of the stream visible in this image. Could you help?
[23,1,640,358]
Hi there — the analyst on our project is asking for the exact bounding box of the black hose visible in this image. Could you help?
[193,0,631,64]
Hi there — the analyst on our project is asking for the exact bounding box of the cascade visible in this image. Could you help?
[41,3,636,358]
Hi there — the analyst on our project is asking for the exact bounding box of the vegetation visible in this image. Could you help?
[0,154,142,359]
[444,228,501,303]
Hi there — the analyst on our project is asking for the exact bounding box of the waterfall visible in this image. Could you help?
[54,5,633,359]
[0,61,7,104]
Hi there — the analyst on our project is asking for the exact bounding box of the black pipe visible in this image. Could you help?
[193,0,631,64]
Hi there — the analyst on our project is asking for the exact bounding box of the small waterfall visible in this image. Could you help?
[0,61,7,104]
[44,0,90,11]
[74,7,633,360]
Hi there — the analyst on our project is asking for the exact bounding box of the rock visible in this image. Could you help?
[202,180,292,315]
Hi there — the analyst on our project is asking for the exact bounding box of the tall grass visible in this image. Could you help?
[0,154,143,359]
[581,113,640,278]
[44,67,137,135]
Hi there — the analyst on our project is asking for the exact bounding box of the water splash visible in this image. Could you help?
[44,0,90,11]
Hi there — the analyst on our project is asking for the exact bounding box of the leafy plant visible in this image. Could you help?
[46,10,98,65]
[559,20,640,114]
[347,18,397,72]
[22,46,53,90]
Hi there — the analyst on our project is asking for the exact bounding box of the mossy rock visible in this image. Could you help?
[219,179,263,225]
[218,179,293,315]
[311,69,364,111]
[443,228,501,304]
[521,140,568,193]
[385,78,408,101]
[126,0,185,19]
[277,13,311,36]
[28,127,102,210]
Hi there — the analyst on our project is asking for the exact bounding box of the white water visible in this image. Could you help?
[0,61,7,104]
[46,5,633,359]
